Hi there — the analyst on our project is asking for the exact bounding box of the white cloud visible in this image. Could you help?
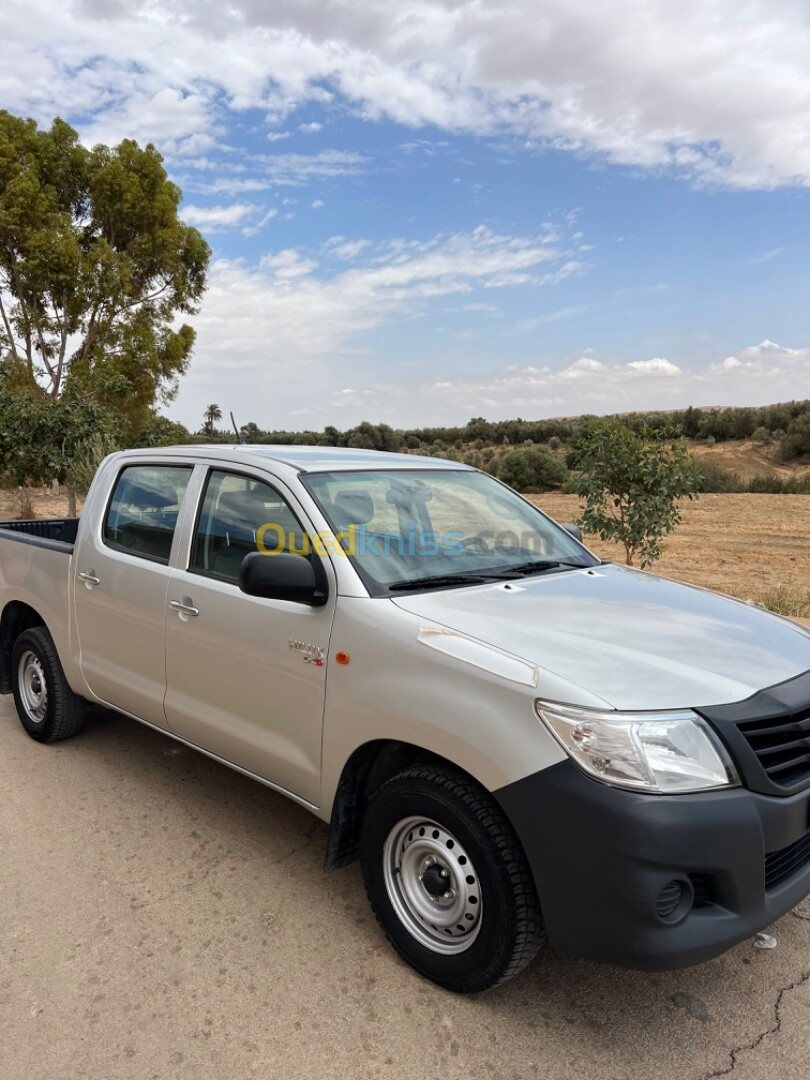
[178,331,810,429]
[743,247,785,266]
[626,358,682,376]
[256,151,366,186]
[267,131,291,142]
[174,223,580,419]
[181,202,259,230]
[3,1,810,188]
[299,121,322,134]
[559,357,606,379]
[324,237,372,260]
[311,199,324,209]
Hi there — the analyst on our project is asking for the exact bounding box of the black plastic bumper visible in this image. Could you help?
[494,760,810,970]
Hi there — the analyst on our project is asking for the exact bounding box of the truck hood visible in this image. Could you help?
[391,563,810,710]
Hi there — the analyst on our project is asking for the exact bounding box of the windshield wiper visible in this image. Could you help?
[491,559,587,578]
[387,573,498,592]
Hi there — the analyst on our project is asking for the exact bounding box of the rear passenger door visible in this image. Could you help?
[73,462,194,726]
[164,468,336,805]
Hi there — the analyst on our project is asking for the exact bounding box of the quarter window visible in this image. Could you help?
[190,470,307,583]
[104,465,192,564]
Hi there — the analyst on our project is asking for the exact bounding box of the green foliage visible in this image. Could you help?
[137,413,192,447]
[0,370,126,489]
[691,459,746,493]
[747,472,810,494]
[779,413,810,462]
[0,109,209,430]
[569,420,699,567]
[496,446,568,493]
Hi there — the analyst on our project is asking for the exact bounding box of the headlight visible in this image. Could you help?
[535,700,740,794]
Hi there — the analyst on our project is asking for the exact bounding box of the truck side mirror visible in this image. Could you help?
[563,523,583,543]
[239,551,326,605]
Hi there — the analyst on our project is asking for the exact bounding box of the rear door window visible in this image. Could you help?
[103,465,193,564]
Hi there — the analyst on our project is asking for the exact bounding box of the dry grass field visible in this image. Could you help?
[532,492,810,619]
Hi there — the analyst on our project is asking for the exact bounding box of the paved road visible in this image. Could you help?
[2,697,810,1080]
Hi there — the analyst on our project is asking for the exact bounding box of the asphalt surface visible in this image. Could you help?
[3,696,810,1080]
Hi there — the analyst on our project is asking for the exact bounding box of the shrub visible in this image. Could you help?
[758,585,810,619]
[748,473,810,494]
[691,459,746,493]
[496,447,568,493]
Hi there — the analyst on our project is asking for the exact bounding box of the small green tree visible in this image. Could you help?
[569,420,698,567]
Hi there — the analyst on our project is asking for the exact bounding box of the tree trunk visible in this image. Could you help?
[66,485,77,518]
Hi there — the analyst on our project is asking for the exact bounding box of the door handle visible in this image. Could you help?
[78,570,101,586]
[169,599,200,617]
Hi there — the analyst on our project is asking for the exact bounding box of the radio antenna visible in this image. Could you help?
[230,411,244,444]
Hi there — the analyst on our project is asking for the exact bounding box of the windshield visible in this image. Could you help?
[301,468,598,595]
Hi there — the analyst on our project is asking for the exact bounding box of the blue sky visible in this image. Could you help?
[2,0,809,430]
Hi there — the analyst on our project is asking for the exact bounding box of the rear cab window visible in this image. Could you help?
[104,464,193,564]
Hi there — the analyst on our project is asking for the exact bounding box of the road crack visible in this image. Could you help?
[700,968,810,1078]
[273,820,320,865]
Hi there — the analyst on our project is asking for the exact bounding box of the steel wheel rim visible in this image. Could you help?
[382,816,483,954]
[18,650,48,724]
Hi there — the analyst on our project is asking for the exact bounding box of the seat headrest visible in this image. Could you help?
[216,490,265,521]
[385,481,433,508]
[332,490,374,526]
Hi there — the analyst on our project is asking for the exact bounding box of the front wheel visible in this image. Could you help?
[11,627,86,742]
[360,765,545,992]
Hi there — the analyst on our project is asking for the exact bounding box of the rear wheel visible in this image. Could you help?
[11,627,86,742]
[360,764,545,992]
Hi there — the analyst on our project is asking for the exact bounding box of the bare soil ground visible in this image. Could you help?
[691,440,810,482]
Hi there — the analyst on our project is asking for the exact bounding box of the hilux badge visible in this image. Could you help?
[289,640,325,665]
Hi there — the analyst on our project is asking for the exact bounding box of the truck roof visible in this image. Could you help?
[122,444,470,473]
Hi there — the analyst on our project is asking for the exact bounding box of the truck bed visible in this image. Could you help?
[0,518,79,552]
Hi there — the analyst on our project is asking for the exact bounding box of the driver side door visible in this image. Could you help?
[163,468,335,805]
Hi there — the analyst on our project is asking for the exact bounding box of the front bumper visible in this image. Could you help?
[494,760,810,970]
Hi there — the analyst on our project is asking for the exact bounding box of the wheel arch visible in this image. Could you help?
[0,601,47,694]
[324,739,493,871]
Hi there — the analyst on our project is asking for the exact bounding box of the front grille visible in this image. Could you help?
[699,673,810,796]
[738,708,810,789]
[765,832,810,890]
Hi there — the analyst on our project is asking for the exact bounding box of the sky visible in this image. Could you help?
[1,0,810,432]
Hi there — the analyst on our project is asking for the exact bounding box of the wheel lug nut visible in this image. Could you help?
[440,869,449,878]
[443,891,452,899]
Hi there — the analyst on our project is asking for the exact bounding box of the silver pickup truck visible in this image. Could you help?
[2,445,810,992]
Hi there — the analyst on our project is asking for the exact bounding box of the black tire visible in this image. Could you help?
[11,627,86,743]
[360,764,545,993]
